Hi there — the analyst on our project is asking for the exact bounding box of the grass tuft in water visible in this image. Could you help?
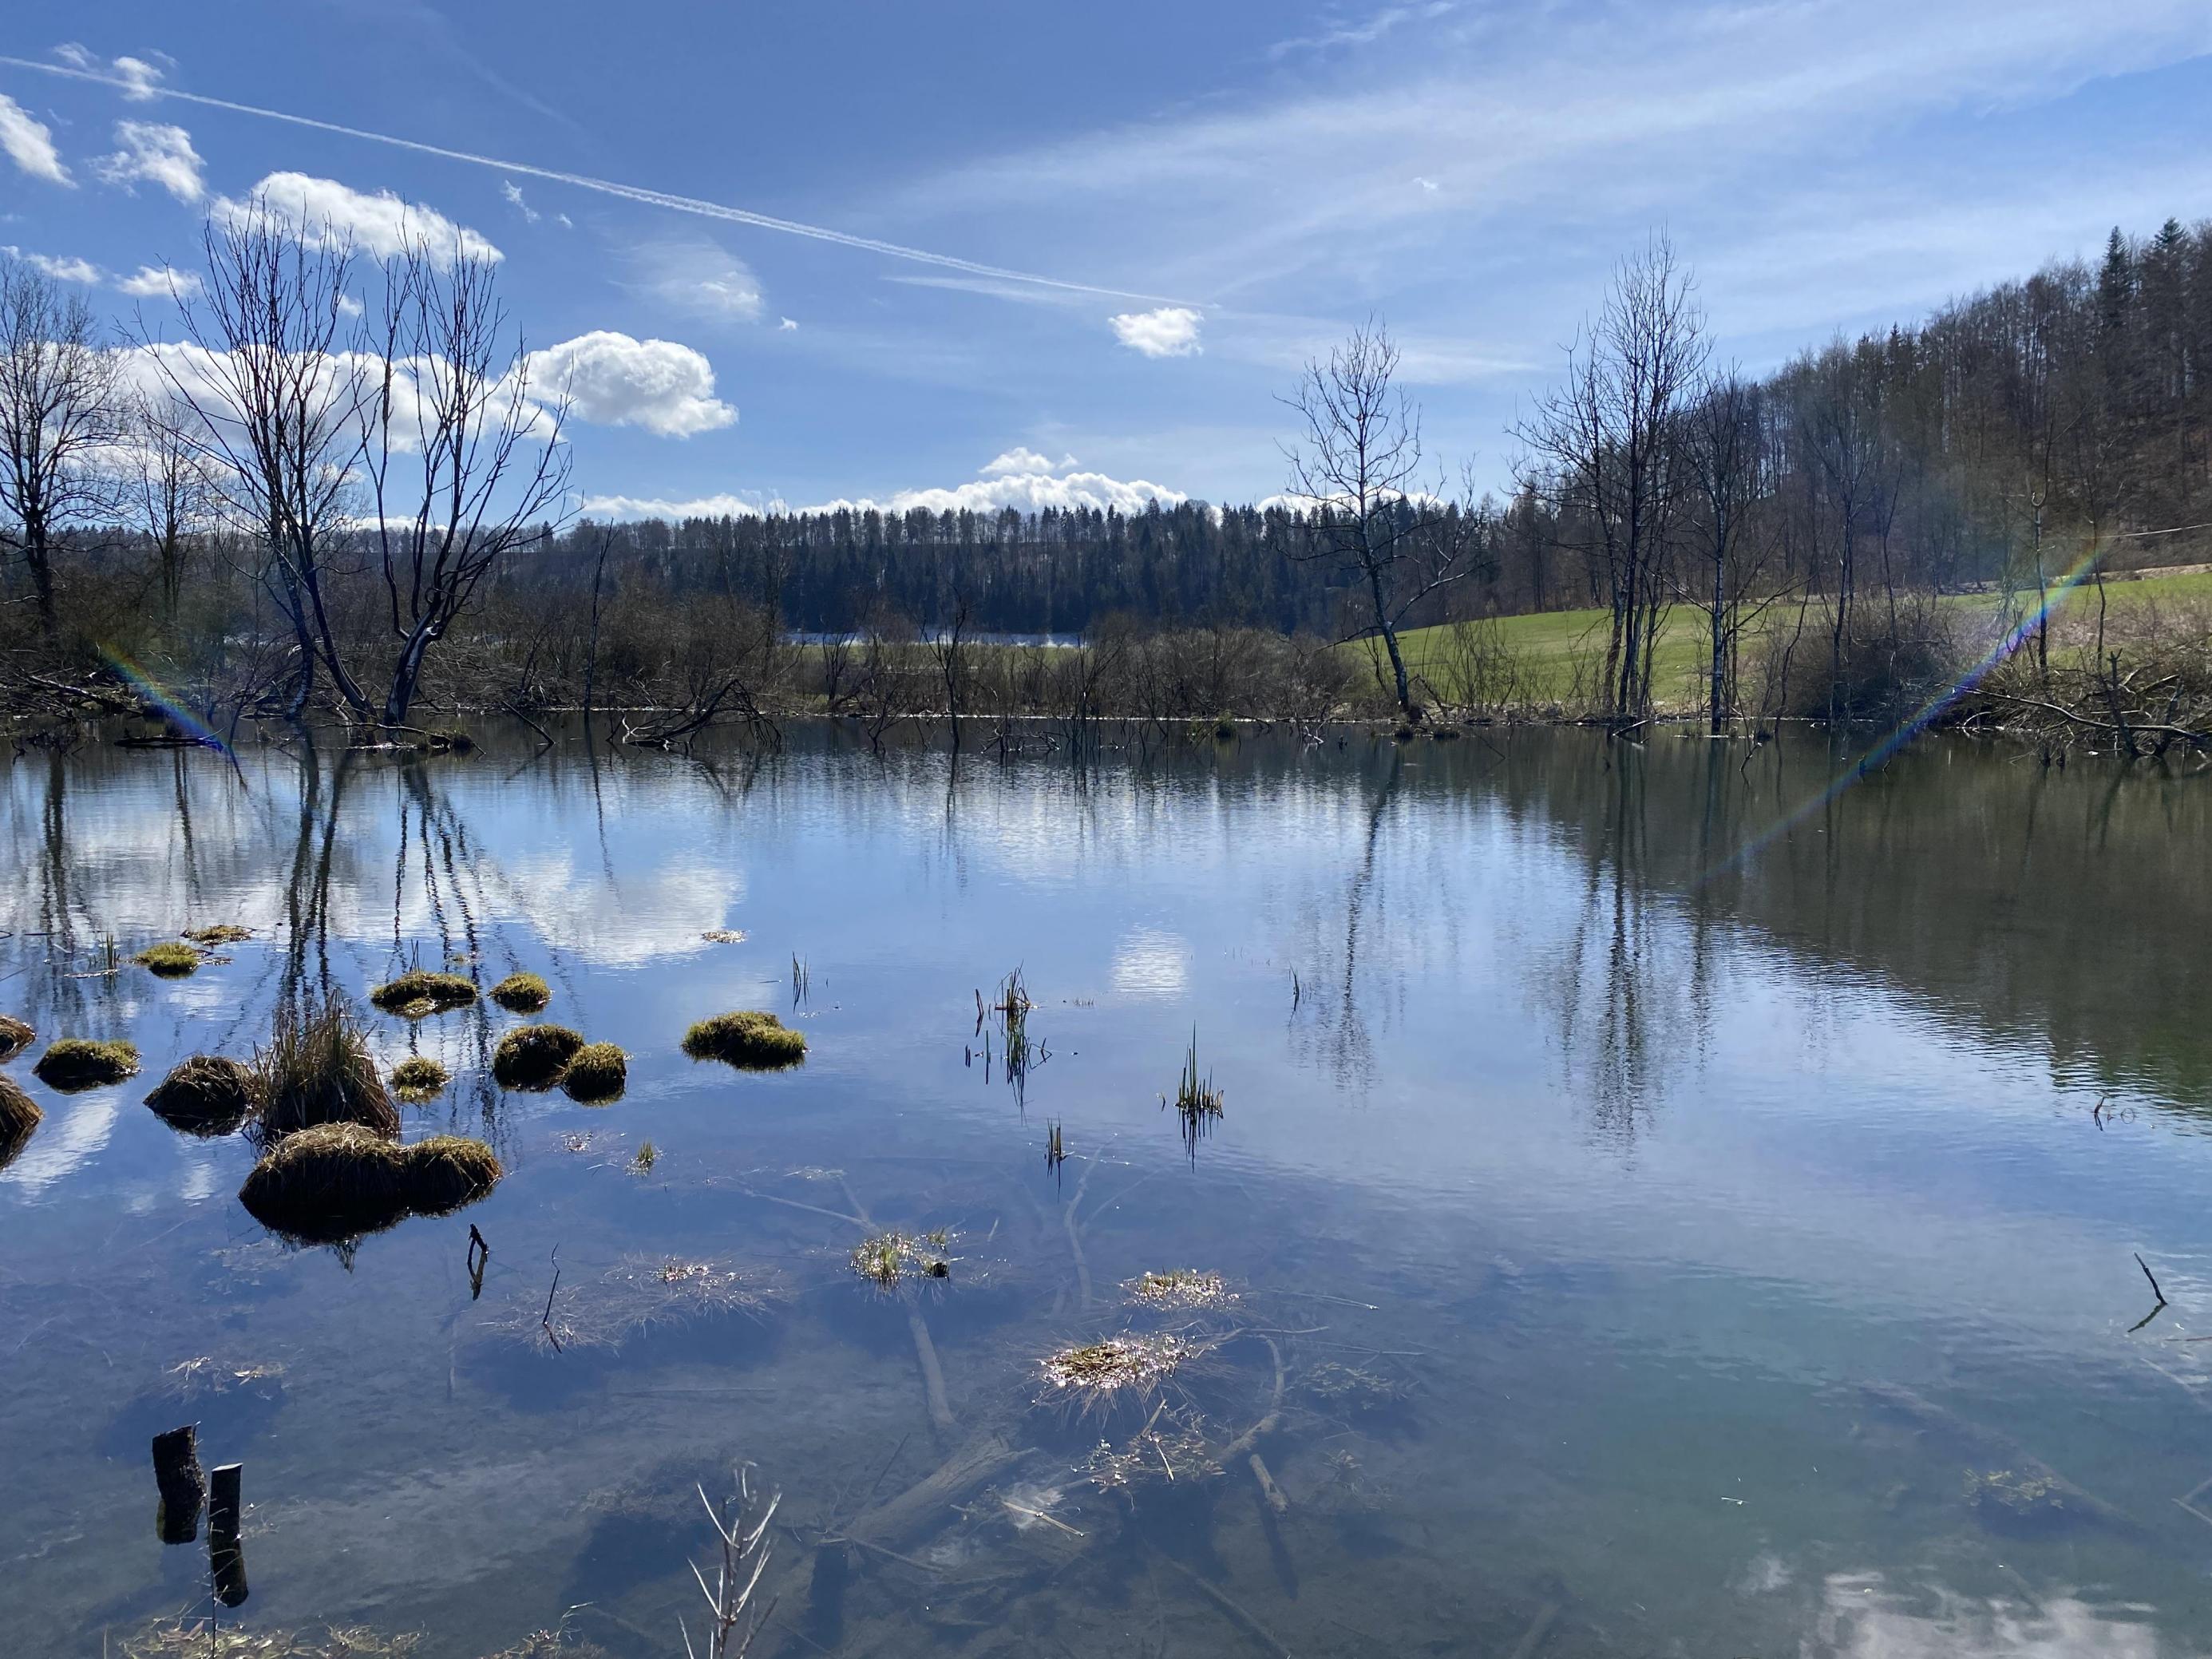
[390,1055,450,1103]
[1046,1119,1066,1172]
[683,1010,806,1069]
[145,1055,261,1137]
[369,968,477,1015]
[239,1122,501,1242]
[258,998,397,1141]
[34,1037,140,1091]
[493,1024,586,1089]
[1040,1332,1189,1397]
[561,1042,628,1103]
[849,1229,952,1287]
[181,924,254,946]
[0,1012,33,1062]
[120,1621,427,1657]
[489,971,552,1012]
[1124,1268,1234,1309]
[134,941,203,977]
[0,1072,42,1170]
[1164,1029,1224,1146]
[630,1139,659,1174]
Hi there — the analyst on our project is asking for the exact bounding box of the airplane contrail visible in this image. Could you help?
[0,55,1193,307]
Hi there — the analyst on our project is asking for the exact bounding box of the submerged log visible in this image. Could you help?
[208,1463,248,1607]
[151,1425,204,1544]
[841,1432,1016,1550]
[1859,1383,2137,1531]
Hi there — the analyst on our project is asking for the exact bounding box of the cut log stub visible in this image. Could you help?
[151,1424,204,1545]
[208,1463,248,1608]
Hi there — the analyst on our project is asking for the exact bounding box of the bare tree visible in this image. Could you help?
[360,237,572,727]
[1518,235,1707,723]
[0,256,122,639]
[1681,370,1784,731]
[152,202,371,719]
[126,389,215,622]
[1282,321,1476,723]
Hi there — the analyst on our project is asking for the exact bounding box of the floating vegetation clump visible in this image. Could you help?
[0,1012,33,1061]
[1081,1406,1220,1491]
[1164,1030,1224,1147]
[1963,1467,2066,1520]
[489,971,552,1012]
[258,998,398,1141]
[121,1621,424,1658]
[1125,1268,1235,1310]
[239,1122,501,1243]
[501,1255,778,1355]
[369,969,477,1015]
[701,927,747,944]
[0,1072,42,1170]
[134,941,204,978]
[849,1229,951,1287]
[1041,1332,1190,1399]
[493,1023,586,1089]
[1300,1360,1413,1417]
[145,1055,261,1137]
[182,924,254,946]
[683,1010,806,1069]
[34,1037,140,1091]
[630,1139,658,1174]
[390,1055,449,1103]
[561,1042,627,1103]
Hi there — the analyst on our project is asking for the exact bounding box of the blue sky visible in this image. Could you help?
[2,1,2209,518]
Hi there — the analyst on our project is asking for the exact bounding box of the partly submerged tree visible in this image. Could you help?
[0,255,122,639]
[1281,320,1479,723]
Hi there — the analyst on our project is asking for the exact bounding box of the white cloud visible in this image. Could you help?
[336,292,365,317]
[52,43,96,71]
[113,55,165,101]
[778,317,799,331]
[501,180,539,223]
[981,447,1075,477]
[581,491,764,521]
[813,451,1185,516]
[115,264,201,299]
[213,172,504,265]
[528,331,737,437]
[631,240,765,323]
[93,121,204,202]
[0,93,70,185]
[1110,305,1204,358]
[2,247,101,283]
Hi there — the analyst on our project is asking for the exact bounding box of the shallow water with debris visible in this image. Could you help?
[6,722,2212,1657]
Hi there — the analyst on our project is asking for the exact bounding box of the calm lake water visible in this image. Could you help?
[6,722,2212,1657]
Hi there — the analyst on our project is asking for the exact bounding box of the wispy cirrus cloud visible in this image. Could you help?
[0,92,69,184]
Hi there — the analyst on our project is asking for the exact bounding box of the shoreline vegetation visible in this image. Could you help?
[4,216,2210,760]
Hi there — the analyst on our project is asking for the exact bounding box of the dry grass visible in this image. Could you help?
[1124,1269,1235,1310]
[500,1255,778,1354]
[134,941,204,977]
[239,1122,502,1242]
[258,998,398,1141]
[490,971,552,1012]
[493,1023,586,1089]
[562,1042,627,1103]
[182,924,254,946]
[121,1623,422,1658]
[1040,1332,1190,1398]
[390,1055,450,1103]
[0,1012,32,1062]
[33,1037,140,1091]
[145,1055,261,1137]
[369,969,478,1015]
[683,1010,806,1069]
[849,1229,951,1287]
[0,1071,42,1168]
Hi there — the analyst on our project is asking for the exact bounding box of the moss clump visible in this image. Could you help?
[135,941,204,978]
[145,1055,261,1138]
[561,1043,627,1103]
[390,1055,449,1102]
[0,1013,33,1062]
[0,1072,42,1170]
[493,1024,585,1089]
[683,1010,806,1070]
[182,924,253,946]
[489,972,552,1012]
[238,1122,501,1242]
[34,1037,140,1091]
[257,998,398,1141]
[369,970,477,1015]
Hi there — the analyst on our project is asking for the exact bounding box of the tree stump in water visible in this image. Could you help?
[151,1425,204,1544]
[208,1463,248,1607]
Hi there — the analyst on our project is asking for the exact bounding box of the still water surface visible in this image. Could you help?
[5,724,2212,1656]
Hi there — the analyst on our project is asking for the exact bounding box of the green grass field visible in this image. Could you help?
[1388,564,2212,711]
